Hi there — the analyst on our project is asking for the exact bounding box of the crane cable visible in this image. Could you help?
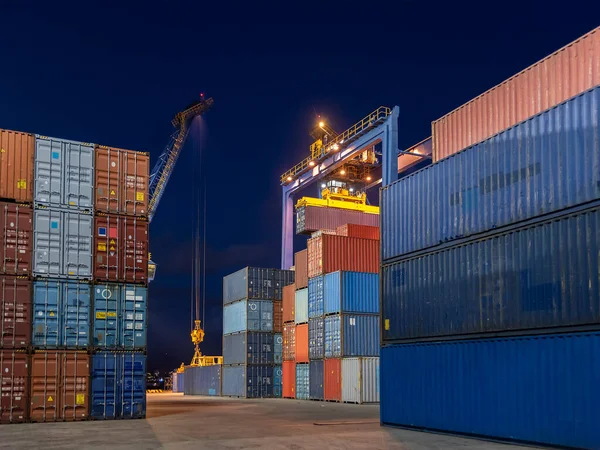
[202,178,206,327]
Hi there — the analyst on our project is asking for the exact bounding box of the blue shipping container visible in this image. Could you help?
[295,288,308,324]
[222,364,273,398]
[381,332,600,449]
[323,271,379,315]
[223,299,273,335]
[324,314,379,358]
[183,365,221,396]
[91,352,146,419]
[223,332,274,365]
[32,280,90,348]
[382,86,600,261]
[273,365,282,398]
[309,360,324,400]
[308,317,324,359]
[382,206,600,342]
[223,267,294,304]
[172,371,184,393]
[295,363,309,400]
[308,275,324,318]
[93,284,147,349]
[274,333,283,364]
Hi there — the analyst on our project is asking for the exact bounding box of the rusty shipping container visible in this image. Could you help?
[307,234,379,279]
[0,276,32,349]
[296,205,379,235]
[282,284,295,323]
[335,224,380,240]
[94,215,148,284]
[0,202,32,276]
[0,350,29,423]
[294,249,308,289]
[273,301,283,333]
[432,26,600,161]
[0,129,34,203]
[282,360,296,398]
[295,323,309,363]
[30,351,90,422]
[324,358,341,402]
[283,323,296,361]
[95,146,150,216]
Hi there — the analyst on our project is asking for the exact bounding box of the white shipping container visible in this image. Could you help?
[294,288,308,324]
[342,357,380,404]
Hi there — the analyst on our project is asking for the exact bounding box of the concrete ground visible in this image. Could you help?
[0,393,537,449]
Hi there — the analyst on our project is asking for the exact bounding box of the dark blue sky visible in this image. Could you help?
[1,3,598,371]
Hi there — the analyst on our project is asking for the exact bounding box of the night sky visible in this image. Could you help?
[1,3,598,372]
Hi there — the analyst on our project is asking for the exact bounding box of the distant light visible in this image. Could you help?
[340,170,346,175]
[287,176,293,181]
[159,378,164,382]
[319,121,325,128]
[349,188,354,193]
[366,176,372,181]
[309,161,315,167]
[340,139,344,144]
[200,93,204,97]
[321,183,326,189]
[332,144,339,151]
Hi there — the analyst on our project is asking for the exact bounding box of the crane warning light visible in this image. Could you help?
[340,170,346,175]
[287,176,293,181]
[332,144,339,151]
[319,121,325,128]
[309,161,315,167]
[366,176,372,181]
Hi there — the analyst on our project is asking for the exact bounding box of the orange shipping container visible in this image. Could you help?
[30,351,90,422]
[295,324,309,363]
[307,235,379,279]
[432,26,600,161]
[95,146,150,216]
[282,361,296,398]
[283,284,295,323]
[294,249,308,289]
[0,129,34,203]
[324,358,341,401]
[273,301,283,333]
[336,224,380,240]
[283,323,296,361]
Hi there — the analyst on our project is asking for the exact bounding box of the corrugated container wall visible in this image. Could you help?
[0,129,34,203]
[383,206,600,342]
[335,224,380,240]
[30,351,90,422]
[295,363,309,400]
[32,280,91,348]
[308,317,324,360]
[273,302,282,333]
[94,215,148,284]
[94,146,150,216]
[324,271,379,315]
[33,209,93,279]
[222,365,273,398]
[324,358,341,402]
[383,86,600,260]
[283,323,295,360]
[0,276,31,348]
[273,365,282,398]
[295,323,309,363]
[223,299,273,335]
[308,235,379,279]
[34,136,94,210]
[324,314,379,358]
[0,202,32,275]
[308,275,324,319]
[309,360,324,400]
[223,267,294,304]
[223,332,273,365]
[0,350,29,423]
[294,288,308,324]
[341,357,380,404]
[380,332,600,449]
[183,365,221,396]
[173,371,184,393]
[294,249,308,289]
[282,361,295,398]
[274,333,283,364]
[296,205,379,235]
[282,284,295,323]
[432,26,600,161]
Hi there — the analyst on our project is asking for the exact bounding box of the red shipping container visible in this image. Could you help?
[94,145,150,216]
[0,276,32,348]
[0,129,34,203]
[0,350,29,423]
[433,26,600,161]
[94,215,148,284]
[283,323,296,361]
[307,235,379,279]
[30,351,90,422]
[283,284,295,323]
[324,358,341,402]
[336,224,380,240]
[294,249,308,289]
[295,324,309,363]
[0,202,32,276]
[297,205,379,235]
[282,361,296,398]
[273,301,283,333]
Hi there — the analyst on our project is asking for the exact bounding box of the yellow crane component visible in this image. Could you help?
[296,187,380,214]
[189,319,223,367]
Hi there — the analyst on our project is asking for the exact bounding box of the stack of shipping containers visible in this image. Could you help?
[283,224,381,404]
[380,27,600,449]
[222,267,293,398]
[0,128,149,424]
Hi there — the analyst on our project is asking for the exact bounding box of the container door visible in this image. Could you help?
[122,219,148,283]
[260,300,273,332]
[93,284,120,348]
[120,353,146,418]
[64,212,92,279]
[62,282,90,348]
[121,285,147,349]
[60,352,89,420]
[34,137,62,206]
[30,351,59,422]
[0,203,33,275]
[94,216,121,282]
[33,209,61,276]
[0,351,29,423]
[64,141,94,209]
[0,130,34,203]
[0,276,32,348]
[95,147,121,214]
[32,280,60,347]
[91,352,117,419]
[341,358,360,403]
[121,151,149,216]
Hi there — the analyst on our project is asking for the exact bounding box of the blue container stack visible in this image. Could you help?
[222,267,294,398]
[380,86,600,449]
